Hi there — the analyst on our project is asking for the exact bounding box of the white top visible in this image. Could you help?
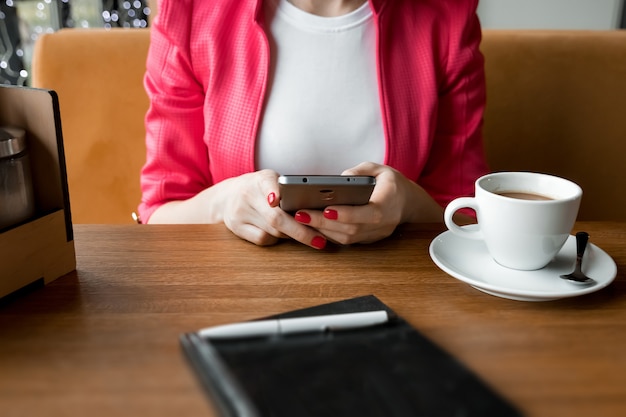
[256,0,385,175]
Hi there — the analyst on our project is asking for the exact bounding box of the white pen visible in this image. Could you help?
[198,310,389,340]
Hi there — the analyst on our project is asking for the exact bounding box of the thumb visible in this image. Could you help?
[342,161,381,176]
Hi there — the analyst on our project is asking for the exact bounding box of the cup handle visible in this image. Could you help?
[443,197,482,240]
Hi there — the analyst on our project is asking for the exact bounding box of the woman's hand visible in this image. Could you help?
[292,162,444,244]
[148,169,328,249]
[221,170,330,249]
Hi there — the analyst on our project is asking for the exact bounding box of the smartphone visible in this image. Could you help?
[278,175,376,212]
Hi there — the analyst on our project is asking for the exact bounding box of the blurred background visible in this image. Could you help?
[478,0,625,30]
[1,0,151,85]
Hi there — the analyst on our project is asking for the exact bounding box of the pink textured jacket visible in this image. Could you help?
[139,0,489,222]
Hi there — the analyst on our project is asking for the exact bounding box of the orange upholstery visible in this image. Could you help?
[31,28,150,224]
[31,28,626,223]
[481,30,626,220]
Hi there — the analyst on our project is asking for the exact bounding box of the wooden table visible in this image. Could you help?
[0,222,624,417]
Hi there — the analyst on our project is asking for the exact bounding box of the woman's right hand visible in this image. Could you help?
[148,169,328,249]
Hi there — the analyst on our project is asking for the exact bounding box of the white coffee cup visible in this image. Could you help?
[443,172,582,270]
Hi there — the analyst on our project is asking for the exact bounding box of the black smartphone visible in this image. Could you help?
[278,175,376,212]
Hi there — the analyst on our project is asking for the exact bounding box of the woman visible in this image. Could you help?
[139,0,488,249]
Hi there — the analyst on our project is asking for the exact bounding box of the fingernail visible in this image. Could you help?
[323,208,338,220]
[294,211,311,224]
[267,192,276,206]
[311,236,327,249]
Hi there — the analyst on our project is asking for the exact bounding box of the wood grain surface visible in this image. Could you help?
[1,222,624,417]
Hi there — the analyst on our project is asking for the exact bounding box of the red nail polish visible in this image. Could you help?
[295,211,311,224]
[267,192,276,206]
[311,236,326,249]
[323,209,338,220]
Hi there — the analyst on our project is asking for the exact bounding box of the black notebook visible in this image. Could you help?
[180,295,522,417]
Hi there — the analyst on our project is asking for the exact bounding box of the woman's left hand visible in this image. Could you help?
[293,162,444,244]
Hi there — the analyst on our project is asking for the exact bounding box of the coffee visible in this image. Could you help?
[496,191,553,201]
[444,172,582,270]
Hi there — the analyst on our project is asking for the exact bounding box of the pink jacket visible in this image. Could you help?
[139,0,489,221]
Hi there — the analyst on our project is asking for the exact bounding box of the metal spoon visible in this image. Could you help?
[560,231,596,285]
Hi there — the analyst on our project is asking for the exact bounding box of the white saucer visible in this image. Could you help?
[429,228,617,301]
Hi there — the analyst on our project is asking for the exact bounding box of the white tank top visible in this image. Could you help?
[256,0,385,175]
